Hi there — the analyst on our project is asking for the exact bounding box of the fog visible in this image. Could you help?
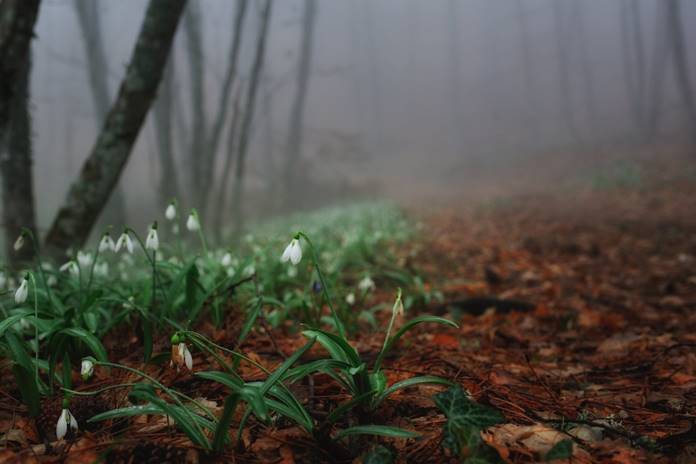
[18,0,696,238]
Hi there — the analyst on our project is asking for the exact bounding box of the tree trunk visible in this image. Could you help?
[665,0,696,145]
[183,2,206,208]
[73,0,129,229]
[153,55,181,208]
[1,52,37,266]
[44,0,186,256]
[284,0,317,202]
[515,0,538,142]
[0,0,40,150]
[551,0,582,145]
[201,0,248,221]
[213,83,243,240]
[230,0,273,237]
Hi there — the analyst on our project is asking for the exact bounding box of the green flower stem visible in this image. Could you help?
[22,228,54,312]
[297,232,346,339]
[94,361,215,423]
[373,288,402,373]
[192,209,208,256]
[28,272,39,389]
[82,246,101,311]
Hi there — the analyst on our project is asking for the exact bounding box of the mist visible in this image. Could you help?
[5,0,696,249]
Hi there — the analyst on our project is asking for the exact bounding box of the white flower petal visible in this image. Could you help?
[14,279,28,304]
[165,204,176,220]
[56,409,68,439]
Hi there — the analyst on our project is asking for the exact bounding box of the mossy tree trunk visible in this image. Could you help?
[44,0,186,256]
[0,0,40,266]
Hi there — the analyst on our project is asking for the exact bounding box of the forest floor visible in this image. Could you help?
[2,153,696,463]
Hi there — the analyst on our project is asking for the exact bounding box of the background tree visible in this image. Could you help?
[665,0,696,146]
[44,0,187,256]
[153,56,181,209]
[229,0,273,237]
[0,0,41,265]
[73,0,128,228]
[284,0,317,203]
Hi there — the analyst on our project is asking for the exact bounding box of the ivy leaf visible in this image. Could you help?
[434,387,504,455]
[545,439,573,461]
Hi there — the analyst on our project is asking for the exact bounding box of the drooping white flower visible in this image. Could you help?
[13,234,25,251]
[186,212,200,231]
[47,275,57,287]
[395,297,404,316]
[280,238,302,265]
[345,292,356,305]
[171,342,193,371]
[243,264,255,277]
[358,276,376,293]
[225,267,236,278]
[145,225,159,251]
[14,277,28,304]
[81,359,94,381]
[94,262,109,277]
[165,203,177,220]
[77,251,93,268]
[98,233,116,253]
[221,252,233,267]
[56,408,78,440]
[59,260,80,277]
[115,232,134,254]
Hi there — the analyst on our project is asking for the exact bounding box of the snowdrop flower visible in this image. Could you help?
[56,407,78,440]
[171,342,193,371]
[59,260,79,277]
[115,231,134,254]
[165,202,177,221]
[186,212,200,231]
[77,251,93,268]
[345,292,356,305]
[81,358,94,381]
[14,277,29,304]
[358,276,376,293]
[47,275,57,287]
[98,233,115,253]
[243,264,255,277]
[395,296,404,317]
[94,262,109,277]
[225,267,236,278]
[281,238,302,265]
[221,252,233,267]
[145,224,159,251]
[13,233,25,251]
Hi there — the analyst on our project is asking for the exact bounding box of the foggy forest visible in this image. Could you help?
[1,0,695,462]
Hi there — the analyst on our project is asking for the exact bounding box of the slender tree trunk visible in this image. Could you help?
[645,1,670,139]
[0,0,40,152]
[45,0,186,256]
[0,0,40,265]
[230,0,273,237]
[183,2,206,208]
[665,0,696,145]
[572,0,598,137]
[515,0,538,142]
[213,83,243,240]
[284,0,317,202]
[153,55,181,208]
[1,52,36,265]
[551,0,582,145]
[201,0,248,221]
[73,0,129,228]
